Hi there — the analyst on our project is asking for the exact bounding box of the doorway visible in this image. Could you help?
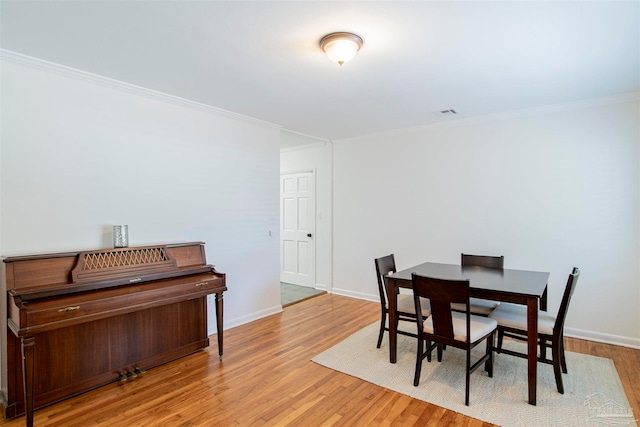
[280,282,325,307]
[280,171,315,288]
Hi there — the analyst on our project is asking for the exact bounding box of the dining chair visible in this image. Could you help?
[411,273,497,405]
[488,267,580,394]
[374,254,431,348]
[450,253,504,316]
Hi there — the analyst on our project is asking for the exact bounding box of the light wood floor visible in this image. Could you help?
[2,294,638,426]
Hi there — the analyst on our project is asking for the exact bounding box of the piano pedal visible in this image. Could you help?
[118,367,144,383]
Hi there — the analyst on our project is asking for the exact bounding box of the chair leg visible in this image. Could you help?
[496,330,504,353]
[414,337,424,386]
[560,335,568,374]
[485,332,494,377]
[465,350,471,406]
[552,339,564,394]
[376,310,386,348]
[437,344,443,362]
[540,338,547,360]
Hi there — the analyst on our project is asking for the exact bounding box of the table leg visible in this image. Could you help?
[387,278,398,363]
[527,298,538,405]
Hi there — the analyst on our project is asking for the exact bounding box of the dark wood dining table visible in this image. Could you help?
[386,262,549,405]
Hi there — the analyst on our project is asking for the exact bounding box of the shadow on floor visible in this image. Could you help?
[281,282,326,307]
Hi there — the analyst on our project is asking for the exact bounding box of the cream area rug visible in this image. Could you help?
[312,322,637,427]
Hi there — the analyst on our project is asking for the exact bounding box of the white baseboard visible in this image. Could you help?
[208,293,640,350]
[314,283,328,291]
[564,326,640,350]
[330,287,378,303]
[331,289,640,350]
[207,305,283,335]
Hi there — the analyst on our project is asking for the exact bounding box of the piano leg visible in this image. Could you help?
[215,292,224,360]
[21,336,36,427]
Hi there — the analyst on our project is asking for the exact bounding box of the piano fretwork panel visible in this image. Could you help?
[82,246,171,269]
[2,242,226,427]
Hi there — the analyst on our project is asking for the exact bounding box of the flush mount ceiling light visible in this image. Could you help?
[320,32,363,66]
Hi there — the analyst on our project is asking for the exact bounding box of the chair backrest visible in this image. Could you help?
[412,273,470,342]
[553,267,580,335]
[374,254,396,306]
[461,253,504,270]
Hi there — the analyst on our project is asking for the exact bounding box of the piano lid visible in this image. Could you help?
[5,242,216,301]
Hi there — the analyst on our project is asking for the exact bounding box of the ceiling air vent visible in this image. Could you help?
[433,109,459,116]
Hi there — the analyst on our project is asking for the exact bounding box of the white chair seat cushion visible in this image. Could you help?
[488,303,556,335]
[393,294,431,317]
[424,311,497,342]
[451,298,500,316]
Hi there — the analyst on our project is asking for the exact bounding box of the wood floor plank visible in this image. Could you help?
[1,293,638,426]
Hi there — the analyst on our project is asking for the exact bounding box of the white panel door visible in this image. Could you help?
[280,172,314,287]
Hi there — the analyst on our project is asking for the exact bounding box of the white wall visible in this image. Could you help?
[280,133,332,290]
[332,97,640,348]
[0,54,282,348]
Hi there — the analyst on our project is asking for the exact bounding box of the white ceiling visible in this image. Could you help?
[1,1,638,141]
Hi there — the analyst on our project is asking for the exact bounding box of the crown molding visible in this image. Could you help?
[281,128,330,144]
[280,141,329,153]
[4,49,636,143]
[337,91,640,143]
[280,128,330,152]
[1,49,281,131]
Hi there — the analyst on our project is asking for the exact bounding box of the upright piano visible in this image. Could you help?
[2,242,226,427]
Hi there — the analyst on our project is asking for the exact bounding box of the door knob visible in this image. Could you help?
[307,233,312,238]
